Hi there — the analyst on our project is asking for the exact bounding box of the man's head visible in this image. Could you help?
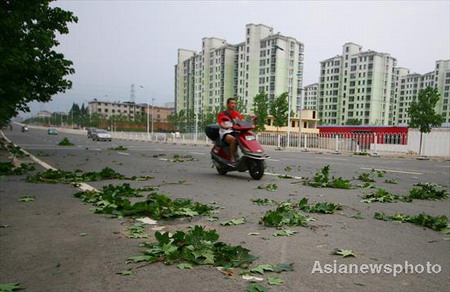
[226,98,237,111]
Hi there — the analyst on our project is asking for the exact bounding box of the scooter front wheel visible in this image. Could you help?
[216,166,228,175]
[249,160,264,180]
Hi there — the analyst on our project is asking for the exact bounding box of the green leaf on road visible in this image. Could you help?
[272,263,294,273]
[178,263,193,270]
[220,218,246,226]
[80,233,89,236]
[252,198,278,206]
[248,232,260,236]
[19,195,35,202]
[0,283,21,292]
[250,264,274,275]
[257,184,278,192]
[349,213,365,220]
[247,284,268,292]
[272,229,296,237]
[333,249,356,258]
[206,217,219,222]
[267,277,283,285]
[116,269,133,276]
[127,255,154,263]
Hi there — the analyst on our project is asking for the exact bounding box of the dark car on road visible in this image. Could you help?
[86,127,97,139]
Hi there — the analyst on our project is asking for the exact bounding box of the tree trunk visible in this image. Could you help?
[419,131,423,156]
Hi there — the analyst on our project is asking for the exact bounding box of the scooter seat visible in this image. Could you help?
[215,138,228,147]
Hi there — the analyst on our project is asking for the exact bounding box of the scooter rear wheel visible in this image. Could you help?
[216,166,228,175]
[249,160,264,180]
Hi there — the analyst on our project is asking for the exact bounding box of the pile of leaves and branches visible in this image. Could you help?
[362,184,449,203]
[0,162,35,176]
[361,188,411,203]
[257,183,278,192]
[1,142,28,158]
[374,212,450,233]
[303,165,352,189]
[408,183,449,200]
[251,198,278,206]
[357,172,376,183]
[26,167,153,184]
[128,226,258,269]
[260,203,311,227]
[298,198,342,214]
[109,146,128,151]
[58,137,75,146]
[170,154,197,162]
[74,183,214,219]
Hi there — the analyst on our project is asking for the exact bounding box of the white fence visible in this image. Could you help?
[25,124,450,157]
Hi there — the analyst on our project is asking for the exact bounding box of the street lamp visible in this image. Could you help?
[151,98,155,136]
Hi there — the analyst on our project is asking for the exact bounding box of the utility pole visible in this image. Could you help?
[151,98,155,136]
[147,103,150,140]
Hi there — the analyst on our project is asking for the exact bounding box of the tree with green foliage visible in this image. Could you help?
[407,87,444,155]
[0,0,78,126]
[270,92,289,131]
[201,106,220,129]
[346,118,362,125]
[168,110,187,132]
[252,92,269,132]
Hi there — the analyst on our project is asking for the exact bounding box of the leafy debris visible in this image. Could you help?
[130,226,258,269]
[374,212,449,232]
[303,165,351,189]
[0,162,35,176]
[247,284,268,292]
[19,195,35,202]
[408,183,449,200]
[260,203,310,227]
[257,183,278,192]
[298,198,341,214]
[26,167,152,184]
[332,249,356,258]
[109,146,128,151]
[267,277,284,285]
[357,172,375,182]
[251,198,278,206]
[74,184,213,219]
[384,179,398,184]
[272,229,297,237]
[58,137,75,146]
[0,283,22,291]
[220,218,246,226]
[361,188,410,203]
[170,154,197,162]
[127,222,149,239]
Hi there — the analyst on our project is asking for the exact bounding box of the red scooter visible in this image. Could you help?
[205,118,269,180]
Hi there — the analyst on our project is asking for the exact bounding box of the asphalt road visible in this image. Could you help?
[1,127,449,292]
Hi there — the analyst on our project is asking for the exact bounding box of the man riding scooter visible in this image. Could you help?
[217,98,242,166]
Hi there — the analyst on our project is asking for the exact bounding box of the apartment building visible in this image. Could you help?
[175,24,304,116]
[304,83,318,110]
[394,60,450,125]
[318,43,396,125]
[88,100,174,122]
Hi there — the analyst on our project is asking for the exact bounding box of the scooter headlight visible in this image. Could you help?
[245,136,256,141]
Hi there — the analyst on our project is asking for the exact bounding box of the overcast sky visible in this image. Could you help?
[27,0,449,117]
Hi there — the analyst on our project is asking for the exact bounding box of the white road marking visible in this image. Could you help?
[0,131,98,193]
[117,152,129,156]
[265,172,302,179]
[189,152,205,155]
[159,158,168,161]
[360,167,422,175]
[267,158,280,162]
